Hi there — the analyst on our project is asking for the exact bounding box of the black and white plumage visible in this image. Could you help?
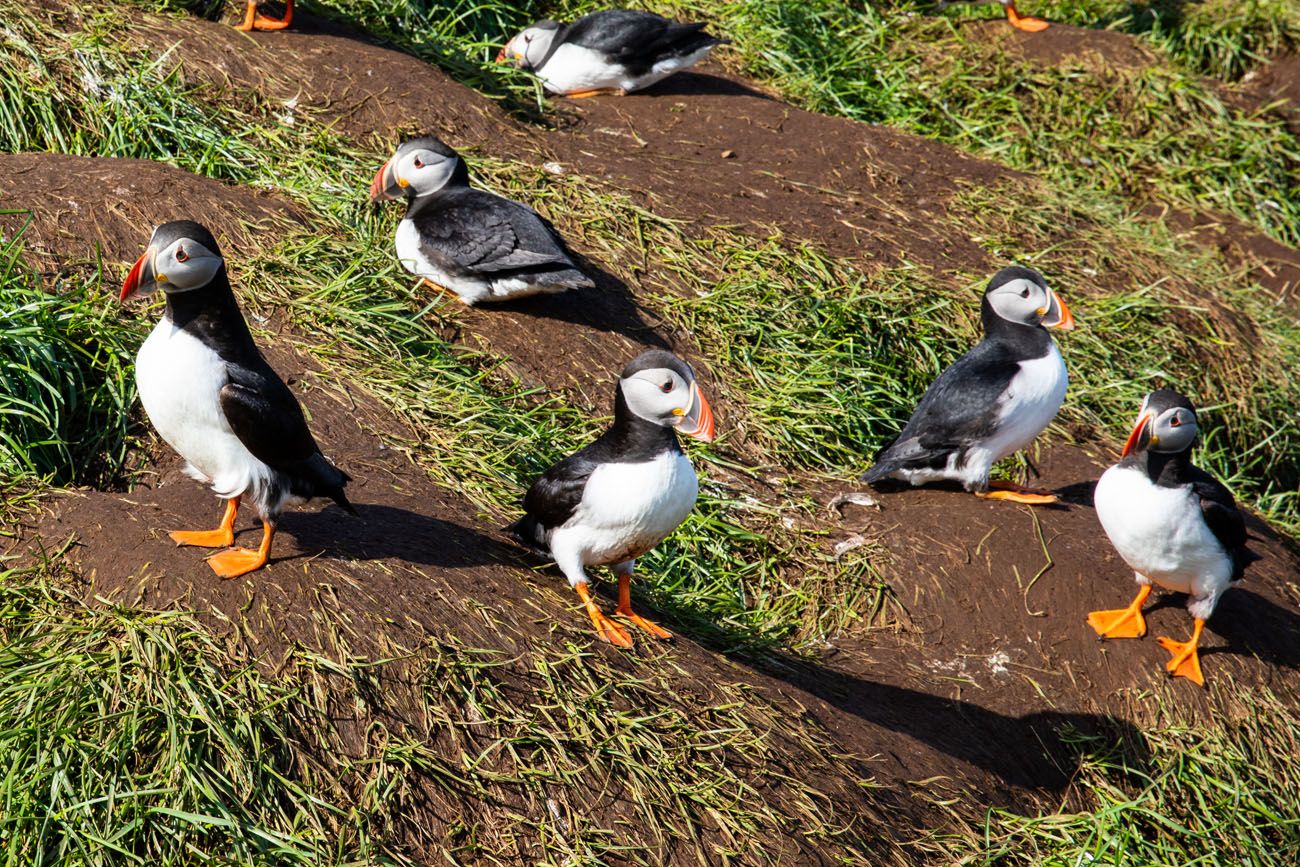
[498,9,725,96]
[509,350,715,647]
[371,137,594,305]
[861,267,1075,502]
[121,221,355,579]
[1088,389,1258,685]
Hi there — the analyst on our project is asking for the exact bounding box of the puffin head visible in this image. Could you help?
[496,20,561,69]
[120,220,224,303]
[1122,389,1199,457]
[370,137,469,203]
[618,350,715,442]
[982,266,1075,332]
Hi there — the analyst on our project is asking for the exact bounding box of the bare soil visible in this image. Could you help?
[7,5,1300,863]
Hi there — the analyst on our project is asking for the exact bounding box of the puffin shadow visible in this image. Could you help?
[1054,479,1097,507]
[1201,588,1300,671]
[485,257,670,349]
[276,503,520,568]
[739,655,1151,792]
[635,71,777,101]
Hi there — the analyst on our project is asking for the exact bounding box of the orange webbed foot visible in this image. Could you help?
[1007,5,1050,31]
[1087,585,1152,639]
[170,498,239,549]
[563,88,625,99]
[576,582,633,647]
[615,573,672,640]
[1157,619,1206,686]
[976,480,1057,505]
[205,521,274,580]
[235,0,293,31]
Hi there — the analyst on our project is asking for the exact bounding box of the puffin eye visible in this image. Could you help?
[1169,416,1182,427]
[413,157,425,169]
[1019,288,1030,299]
[175,247,189,263]
[660,380,674,393]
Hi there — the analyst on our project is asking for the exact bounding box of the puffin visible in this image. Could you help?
[509,350,716,648]
[497,9,726,98]
[1088,389,1258,686]
[371,137,595,305]
[861,267,1075,504]
[120,220,355,579]
[236,1,292,31]
[935,0,1050,32]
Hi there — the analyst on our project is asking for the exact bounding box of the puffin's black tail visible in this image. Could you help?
[300,455,359,517]
[659,21,728,55]
[507,514,549,556]
[859,462,898,485]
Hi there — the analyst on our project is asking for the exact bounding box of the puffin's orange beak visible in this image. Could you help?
[1040,289,1075,331]
[369,158,393,202]
[495,46,508,63]
[1122,410,1155,457]
[676,383,715,442]
[120,250,151,303]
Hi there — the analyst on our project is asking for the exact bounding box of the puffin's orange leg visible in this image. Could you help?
[1087,584,1152,639]
[422,278,458,299]
[235,0,293,32]
[615,573,672,640]
[563,88,626,99]
[575,582,633,648]
[1006,3,1050,32]
[170,497,239,549]
[1157,618,1207,686]
[206,521,275,579]
[975,479,1058,505]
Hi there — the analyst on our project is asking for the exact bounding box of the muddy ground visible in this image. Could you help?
[4,3,1300,863]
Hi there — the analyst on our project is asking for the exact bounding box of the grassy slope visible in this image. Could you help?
[1,0,1299,864]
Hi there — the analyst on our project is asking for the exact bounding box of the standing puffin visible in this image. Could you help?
[510,350,715,648]
[1088,390,1258,686]
[371,137,594,305]
[497,9,726,98]
[861,267,1075,504]
[120,221,355,579]
[935,1,1050,32]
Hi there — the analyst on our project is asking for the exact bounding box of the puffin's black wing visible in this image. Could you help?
[509,452,596,553]
[864,342,1019,480]
[414,191,585,277]
[565,9,720,63]
[219,364,355,513]
[1187,467,1257,579]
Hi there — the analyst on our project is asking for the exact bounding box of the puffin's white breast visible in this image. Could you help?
[136,319,271,500]
[395,218,566,305]
[559,450,699,567]
[536,44,629,94]
[1094,463,1233,597]
[985,342,1068,462]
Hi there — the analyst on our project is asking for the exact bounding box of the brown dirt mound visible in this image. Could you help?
[963,19,1161,71]
[0,152,305,266]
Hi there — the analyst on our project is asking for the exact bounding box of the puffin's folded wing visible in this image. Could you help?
[1189,469,1254,574]
[876,349,1017,465]
[522,454,596,533]
[566,9,671,57]
[417,194,580,274]
[219,370,322,471]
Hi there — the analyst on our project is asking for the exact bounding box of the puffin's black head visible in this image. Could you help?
[496,19,563,68]
[618,350,715,442]
[120,220,225,303]
[1122,388,1199,457]
[370,136,469,203]
[980,266,1075,333]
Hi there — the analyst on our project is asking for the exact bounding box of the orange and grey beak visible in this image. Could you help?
[1122,410,1156,457]
[120,247,157,303]
[370,157,406,203]
[1039,289,1075,331]
[675,382,715,442]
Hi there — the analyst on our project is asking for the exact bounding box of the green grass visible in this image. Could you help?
[0,217,141,486]
[3,1,1300,864]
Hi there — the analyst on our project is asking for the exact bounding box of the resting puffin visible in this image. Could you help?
[1088,390,1258,686]
[861,267,1075,504]
[120,221,355,579]
[235,1,292,31]
[935,0,1050,32]
[371,137,594,305]
[497,9,725,97]
[509,350,715,648]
